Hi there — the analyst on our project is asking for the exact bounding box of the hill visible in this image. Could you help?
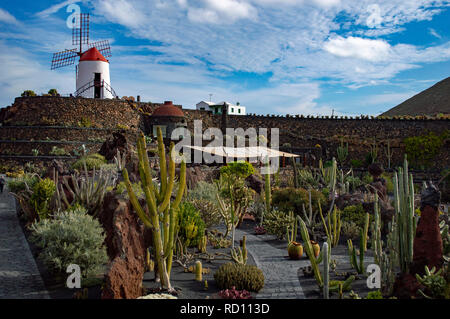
[381,77,450,117]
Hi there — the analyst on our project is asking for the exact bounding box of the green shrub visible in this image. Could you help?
[362,173,373,184]
[345,175,363,192]
[404,130,448,167]
[30,207,108,278]
[187,181,218,202]
[189,198,221,229]
[48,89,58,96]
[220,161,255,179]
[49,146,68,156]
[272,187,325,215]
[340,221,361,240]
[7,174,39,193]
[30,178,56,220]
[381,173,394,194]
[21,90,36,97]
[366,290,383,299]
[214,263,265,292]
[177,202,206,248]
[115,181,144,199]
[77,117,92,128]
[341,204,370,229]
[350,159,364,168]
[72,153,107,171]
[263,209,295,240]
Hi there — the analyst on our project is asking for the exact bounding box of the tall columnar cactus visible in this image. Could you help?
[393,156,416,274]
[195,260,203,282]
[301,189,319,240]
[347,214,369,275]
[291,157,299,188]
[121,128,186,290]
[336,139,348,165]
[319,203,341,247]
[385,140,394,169]
[263,160,271,225]
[372,194,383,265]
[286,212,298,245]
[320,158,337,215]
[323,241,330,299]
[299,217,323,288]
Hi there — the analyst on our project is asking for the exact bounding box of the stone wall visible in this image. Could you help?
[1,97,449,170]
[1,96,140,129]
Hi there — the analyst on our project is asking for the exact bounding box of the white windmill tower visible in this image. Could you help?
[51,13,117,99]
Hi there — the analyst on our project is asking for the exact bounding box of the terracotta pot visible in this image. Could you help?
[288,241,304,260]
[311,240,320,258]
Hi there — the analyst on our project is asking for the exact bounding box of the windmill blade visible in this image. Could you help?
[51,49,78,70]
[88,40,112,58]
[72,13,89,47]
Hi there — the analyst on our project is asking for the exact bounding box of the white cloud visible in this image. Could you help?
[324,36,391,61]
[1,0,450,114]
[185,0,257,23]
[0,8,19,25]
[428,28,442,39]
[0,41,73,106]
[95,0,146,28]
[36,0,82,18]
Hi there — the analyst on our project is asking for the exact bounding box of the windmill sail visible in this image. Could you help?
[88,40,112,58]
[51,48,79,70]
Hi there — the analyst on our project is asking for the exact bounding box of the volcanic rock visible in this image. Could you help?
[99,192,152,299]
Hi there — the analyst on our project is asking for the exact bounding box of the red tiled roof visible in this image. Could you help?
[79,47,108,62]
[152,101,184,117]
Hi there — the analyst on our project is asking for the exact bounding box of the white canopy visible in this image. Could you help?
[184,145,300,159]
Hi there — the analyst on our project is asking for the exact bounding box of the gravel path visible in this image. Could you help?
[234,228,308,299]
[233,227,375,299]
[0,178,50,299]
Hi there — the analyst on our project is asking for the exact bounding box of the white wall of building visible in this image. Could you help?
[195,101,246,115]
[76,60,113,99]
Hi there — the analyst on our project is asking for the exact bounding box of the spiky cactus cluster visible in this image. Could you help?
[231,235,248,265]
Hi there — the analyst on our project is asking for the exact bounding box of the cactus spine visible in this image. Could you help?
[195,261,202,282]
[299,217,323,288]
[121,127,186,290]
[393,156,416,274]
[323,241,329,299]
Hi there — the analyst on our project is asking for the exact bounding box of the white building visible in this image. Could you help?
[196,101,246,115]
[75,47,114,99]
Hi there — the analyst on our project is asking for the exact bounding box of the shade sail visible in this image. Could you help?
[184,145,300,158]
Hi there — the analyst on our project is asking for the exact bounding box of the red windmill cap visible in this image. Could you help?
[79,47,108,62]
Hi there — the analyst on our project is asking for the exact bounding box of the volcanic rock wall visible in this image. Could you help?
[1,97,449,169]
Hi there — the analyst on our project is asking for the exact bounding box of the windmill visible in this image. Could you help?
[51,13,117,99]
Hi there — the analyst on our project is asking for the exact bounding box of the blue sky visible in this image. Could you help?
[0,0,449,116]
